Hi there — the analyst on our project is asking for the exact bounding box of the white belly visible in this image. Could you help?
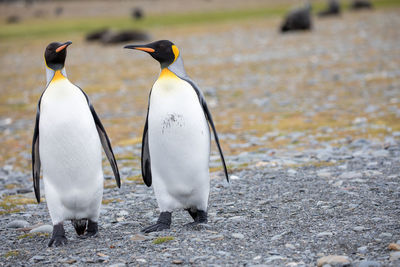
[148,75,211,212]
[39,79,103,224]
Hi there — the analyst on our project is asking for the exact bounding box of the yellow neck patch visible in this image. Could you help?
[51,70,66,82]
[159,68,179,80]
[172,45,179,63]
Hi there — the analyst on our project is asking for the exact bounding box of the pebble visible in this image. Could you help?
[357,246,368,254]
[130,234,146,242]
[231,233,244,239]
[338,172,362,179]
[317,231,333,238]
[317,255,351,267]
[378,232,392,239]
[390,251,400,261]
[29,224,53,233]
[266,255,284,262]
[108,263,127,267]
[271,232,285,241]
[32,255,45,262]
[358,260,381,267]
[317,171,332,178]
[6,219,29,228]
[285,243,296,250]
[353,226,365,232]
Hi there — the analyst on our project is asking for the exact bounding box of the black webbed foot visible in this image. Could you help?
[81,220,98,238]
[187,209,208,224]
[141,212,171,233]
[48,223,68,247]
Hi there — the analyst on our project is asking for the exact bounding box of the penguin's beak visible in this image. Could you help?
[124,45,155,53]
[56,41,72,53]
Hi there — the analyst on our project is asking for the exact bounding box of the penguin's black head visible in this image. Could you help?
[124,40,179,68]
[44,41,72,70]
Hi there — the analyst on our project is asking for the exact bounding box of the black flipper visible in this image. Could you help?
[32,92,44,203]
[180,77,229,182]
[77,87,121,188]
[141,90,152,187]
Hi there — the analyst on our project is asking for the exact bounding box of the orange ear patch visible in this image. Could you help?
[172,45,179,62]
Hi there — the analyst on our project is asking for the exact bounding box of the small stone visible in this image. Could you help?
[358,260,381,267]
[30,224,53,233]
[316,255,351,267]
[253,255,261,260]
[390,251,400,261]
[266,255,284,262]
[357,246,368,254]
[339,172,362,179]
[287,169,297,176]
[32,255,45,262]
[231,233,244,239]
[230,175,240,180]
[6,220,29,229]
[353,226,365,232]
[271,232,285,241]
[108,263,126,267]
[317,232,333,238]
[317,171,332,178]
[228,216,245,222]
[130,234,147,242]
[379,232,392,238]
[388,243,400,251]
[172,259,183,264]
[285,243,296,250]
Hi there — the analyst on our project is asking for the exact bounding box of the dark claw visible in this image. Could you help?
[141,211,171,233]
[141,222,170,233]
[48,223,68,247]
[48,235,68,247]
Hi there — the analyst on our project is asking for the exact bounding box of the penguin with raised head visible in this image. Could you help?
[32,41,120,246]
[124,40,229,233]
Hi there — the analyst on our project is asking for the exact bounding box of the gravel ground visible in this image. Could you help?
[1,143,400,266]
[1,7,400,267]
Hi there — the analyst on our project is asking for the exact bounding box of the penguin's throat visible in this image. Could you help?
[159,68,179,80]
[51,70,66,82]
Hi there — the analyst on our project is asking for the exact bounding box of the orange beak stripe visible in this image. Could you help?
[134,47,155,53]
[56,44,68,53]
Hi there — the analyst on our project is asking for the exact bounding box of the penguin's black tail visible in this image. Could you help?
[71,219,87,235]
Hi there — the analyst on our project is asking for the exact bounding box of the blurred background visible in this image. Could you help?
[0,0,399,193]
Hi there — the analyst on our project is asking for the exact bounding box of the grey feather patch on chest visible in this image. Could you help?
[162,113,185,134]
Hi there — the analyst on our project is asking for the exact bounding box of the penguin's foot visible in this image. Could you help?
[48,223,68,247]
[141,211,171,233]
[187,209,208,224]
[81,220,98,238]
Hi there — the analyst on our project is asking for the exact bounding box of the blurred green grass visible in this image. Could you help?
[1,0,399,41]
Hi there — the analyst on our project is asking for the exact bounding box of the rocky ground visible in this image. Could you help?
[0,5,400,267]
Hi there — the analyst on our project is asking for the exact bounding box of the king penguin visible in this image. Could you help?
[124,40,228,233]
[32,41,120,246]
